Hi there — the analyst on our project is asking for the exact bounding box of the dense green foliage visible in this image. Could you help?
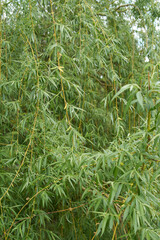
[0,0,160,239]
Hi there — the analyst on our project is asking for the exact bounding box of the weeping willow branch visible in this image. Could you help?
[115,4,148,49]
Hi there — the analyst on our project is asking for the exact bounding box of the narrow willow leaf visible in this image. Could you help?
[109,215,114,230]
[136,91,144,109]
[101,214,109,236]
[112,84,140,101]
[123,205,130,222]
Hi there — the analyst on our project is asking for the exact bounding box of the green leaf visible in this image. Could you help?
[136,91,144,109]
[109,215,114,230]
[112,84,140,101]
[123,205,130,222]
[101,214,109,235]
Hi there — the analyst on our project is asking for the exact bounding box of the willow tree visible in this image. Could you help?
[0,0,160,239]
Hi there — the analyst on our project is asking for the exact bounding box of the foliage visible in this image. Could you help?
[0,0,160,239]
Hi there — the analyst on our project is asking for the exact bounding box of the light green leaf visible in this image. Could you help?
[112,84,140,101]
[123,205,130,222]
[136,91,144,109]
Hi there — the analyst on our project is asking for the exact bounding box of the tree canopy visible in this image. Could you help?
[0,0,160,239]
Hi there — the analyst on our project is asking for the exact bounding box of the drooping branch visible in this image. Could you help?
[115,4,137,12]
[115,4,148,50]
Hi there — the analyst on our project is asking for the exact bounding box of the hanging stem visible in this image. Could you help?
[110,55,119,122]
[147,72,151,143]
[0,0,2,99]
[132,37,136,132]
[50,0,71,127]
[129,108,131,134]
